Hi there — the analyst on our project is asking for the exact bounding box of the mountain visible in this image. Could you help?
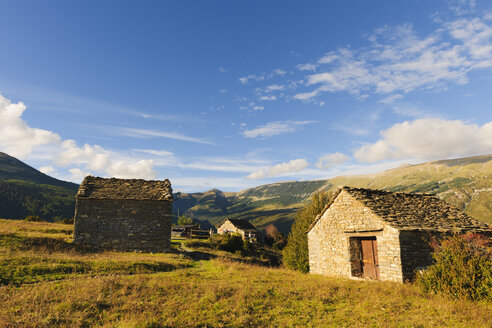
[1,151,491,232]
[0,152,78,221]
[174,154,492,233]
[0,152,78,190]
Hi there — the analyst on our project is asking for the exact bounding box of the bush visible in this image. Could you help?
[177,215,193,225]
[264,224,287,250]
[416,233,492,301]
[208,233,245,253]
[54,217,74,224]
[283,191,332,273]
[24,215,43,222]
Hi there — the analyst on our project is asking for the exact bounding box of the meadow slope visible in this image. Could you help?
[0,219,491,327]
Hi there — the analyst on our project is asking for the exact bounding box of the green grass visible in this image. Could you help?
[0,219,491,327]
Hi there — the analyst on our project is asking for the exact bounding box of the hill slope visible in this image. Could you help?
[0,152,78,190]
[174,154,492,232]
[0,152,78,221]
[1,152,491,230]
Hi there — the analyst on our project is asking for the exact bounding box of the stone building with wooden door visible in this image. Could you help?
[307,186,490,282]
[218,218,263,242]
[73,176,173,252]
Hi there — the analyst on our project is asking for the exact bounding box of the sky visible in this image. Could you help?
[1,0,492,192]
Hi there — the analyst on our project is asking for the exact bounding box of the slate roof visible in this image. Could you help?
[76,176,173,201]
[309,186,490,233]
[225,218,258,231]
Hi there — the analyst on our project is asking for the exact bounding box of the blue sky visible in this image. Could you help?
[1,0,492,192]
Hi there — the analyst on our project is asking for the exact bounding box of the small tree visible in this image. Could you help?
[264,224,286,250]
[283,191,332,273]
[416,233,492,301]
[177,215,194,226]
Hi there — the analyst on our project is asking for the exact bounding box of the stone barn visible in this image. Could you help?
[218,218,263,242]
[307,186,490,282]
[73,176,173,252]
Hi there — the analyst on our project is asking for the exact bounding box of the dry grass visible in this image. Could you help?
[0,219,491,327]
[0,219,194,285]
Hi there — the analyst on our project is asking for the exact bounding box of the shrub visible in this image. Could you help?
[54,217,74,224]
[24,215,43,222]
[208,233,245,253]
[416,233,492,301]
[283,191,332,273]
[264,224,287,250]
[177,215,194,225]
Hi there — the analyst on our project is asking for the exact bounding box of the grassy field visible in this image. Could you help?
[0,219,491,327]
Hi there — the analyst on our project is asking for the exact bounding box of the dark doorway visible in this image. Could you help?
[349,237,380,280]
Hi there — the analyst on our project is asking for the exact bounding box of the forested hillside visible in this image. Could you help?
[0,152,77,221]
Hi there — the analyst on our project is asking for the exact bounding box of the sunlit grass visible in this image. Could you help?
[0,219,490,327]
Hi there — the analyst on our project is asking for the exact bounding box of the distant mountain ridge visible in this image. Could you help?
[0,151,491,232]
[174,154,492,233]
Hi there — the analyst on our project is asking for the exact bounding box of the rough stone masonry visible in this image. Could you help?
[73,176,173,252]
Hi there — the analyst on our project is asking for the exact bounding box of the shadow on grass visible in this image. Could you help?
[0,233,194,286]
[0,232,96,254]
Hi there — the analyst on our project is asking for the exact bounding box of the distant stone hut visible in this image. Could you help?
[73,176,173,252]
[307,186,490,282]
[218,218,263,242]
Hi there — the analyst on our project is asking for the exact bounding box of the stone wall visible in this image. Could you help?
[218,220,241,235]
[308,189,404,282]
[73,199,172,252]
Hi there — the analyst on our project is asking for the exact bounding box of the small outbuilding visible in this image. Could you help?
[307,186,490,282]
[218,218,263,242]
[73,176,173,252]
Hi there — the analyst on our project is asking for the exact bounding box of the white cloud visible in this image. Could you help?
[69,168,91,180]
[294,14,492,100]
[297,63,317,71]
[266,84,285,92]
[0,94,160,181]
[260,95,277,101]
[378,94,403,104]
[242,120,315,138]
[133,149,175,157]
[57,140,158,179]
[269,69,286,78]
[316,152,351,169]
[218,67,227,73]
[39,166,56,175]
[354,118,492,163]
[120,127,214,145]
[252,106,264,111]
[219,89,227,94]
[246,159,309,179]
[0,94,61,158]
[238,74,265,84]
[238,77,249,84]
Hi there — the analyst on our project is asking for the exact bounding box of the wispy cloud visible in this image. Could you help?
[316,152,350,169]
[242,120,315,138]
[119,127,214,145]
[259,95,277,101]
[297,63,317,71]
[294,14,492,100]
[246,158,309,179]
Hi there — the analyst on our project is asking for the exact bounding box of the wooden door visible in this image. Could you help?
[361,237,379,280]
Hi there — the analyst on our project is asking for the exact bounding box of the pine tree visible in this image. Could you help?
[283,191,332,273]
